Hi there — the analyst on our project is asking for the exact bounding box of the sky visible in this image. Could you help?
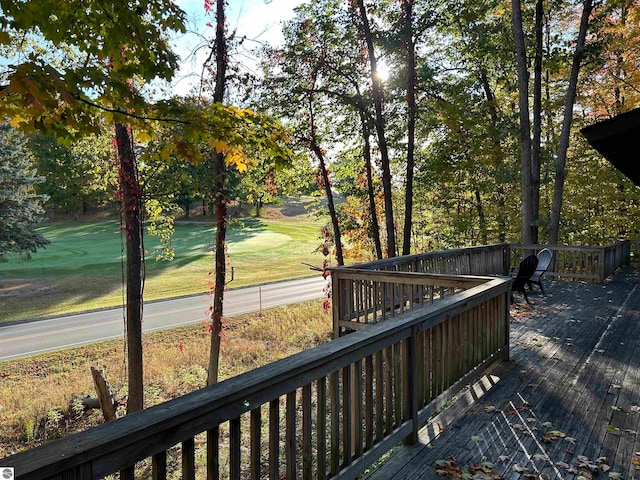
[171,0,303,95]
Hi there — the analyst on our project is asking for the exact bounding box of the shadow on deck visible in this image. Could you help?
[364,266,640,480]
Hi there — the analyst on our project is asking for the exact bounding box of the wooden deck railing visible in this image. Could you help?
[0,277,511,480]
[345,244,510,276]
[509,240,631,282]
[332,241,632,335]
[330,268,490,338]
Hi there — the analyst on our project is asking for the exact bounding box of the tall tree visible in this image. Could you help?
[511,0,535,245]
[0,125,49,261]
[548,0,594,245]
[352,0,397,257]
[401,0,417,256]
[207,0,230,386]
[115,123,144,412]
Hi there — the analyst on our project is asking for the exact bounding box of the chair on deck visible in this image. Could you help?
[511,255,539,304]
[528,248,553,294]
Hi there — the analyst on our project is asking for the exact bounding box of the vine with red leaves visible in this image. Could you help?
[320,226,333,314]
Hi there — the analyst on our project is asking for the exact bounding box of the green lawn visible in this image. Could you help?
[0,205,327,323]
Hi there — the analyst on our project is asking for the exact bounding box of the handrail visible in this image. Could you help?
[330,268,491,337]
[0,277,512,480]
[509,241,631,282]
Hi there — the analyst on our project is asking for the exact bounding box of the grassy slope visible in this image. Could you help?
[0,300,332,458]
[0,200,326,323]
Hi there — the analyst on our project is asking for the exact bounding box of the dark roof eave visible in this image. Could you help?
[580,108,640,187]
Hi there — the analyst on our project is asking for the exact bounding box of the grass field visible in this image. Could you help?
[0,199,327,323]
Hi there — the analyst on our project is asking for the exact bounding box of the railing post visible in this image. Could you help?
[624,240,631,265]
[502,291,510,361]
[503,244,511,276]
[598,247,606,282]
[404,326,419,445]
[331,270,340,339]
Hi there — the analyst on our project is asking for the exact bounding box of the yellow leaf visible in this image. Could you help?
[9,115,28,127]
[225,147,247,172]
[210,139,230,153]
[136,131,152,143]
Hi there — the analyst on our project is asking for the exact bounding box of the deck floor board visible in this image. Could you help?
[365,267,640,480]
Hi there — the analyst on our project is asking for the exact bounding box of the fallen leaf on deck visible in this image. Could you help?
[565,449,575,455]
[556,461,570,469]
[611,384,622,390]
[542,430,566,443]
[542,421,554,428]
[633,456,640,469]
[599,464,611,473]
[608,473,622,479]
[625,429,638,435]
[565,437,577,444]
[471,435,484,442]
[611,405,622,411]
[596,349,605,353]
[484,405,499,413]
[630,405,640,413]
[498,455,510,462]
[606,425,621,435]
[513,464,528,473]
[533,453,547,461]
[526,417,537,423]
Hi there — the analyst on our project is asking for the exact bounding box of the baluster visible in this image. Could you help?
[152,451,167,480]
[182,437,195,480]
[286,391,296,479]
[269,399,279,480]
[317,378,327,480]
[250,408,261,480]
[230,417,241,480]
[207,427,219,480]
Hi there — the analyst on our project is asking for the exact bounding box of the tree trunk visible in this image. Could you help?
[402,0,417,256]
[312,141,344,266]
[548,0,593,245]
[354,0,396,257]
[207,0,228,386]
[511,0,534,245]
[184,201,190,220]
[478,68,507,243]
[531,0,543,244]
[359,110,383,260]
[474,190,488,245]
[208,150,227,386]
[115,122,144,413]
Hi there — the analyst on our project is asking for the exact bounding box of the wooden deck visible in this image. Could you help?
[365,265,640,480]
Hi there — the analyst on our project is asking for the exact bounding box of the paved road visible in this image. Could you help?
[0,276,328,362]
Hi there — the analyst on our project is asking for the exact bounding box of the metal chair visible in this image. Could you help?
[528,248,553,294]
[511,255,539,304]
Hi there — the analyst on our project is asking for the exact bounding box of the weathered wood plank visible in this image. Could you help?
[250,407,261,480]
[285,391,296,479]
[268,399,279,480]
[152,451,167,480]
[181,437,195,480]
